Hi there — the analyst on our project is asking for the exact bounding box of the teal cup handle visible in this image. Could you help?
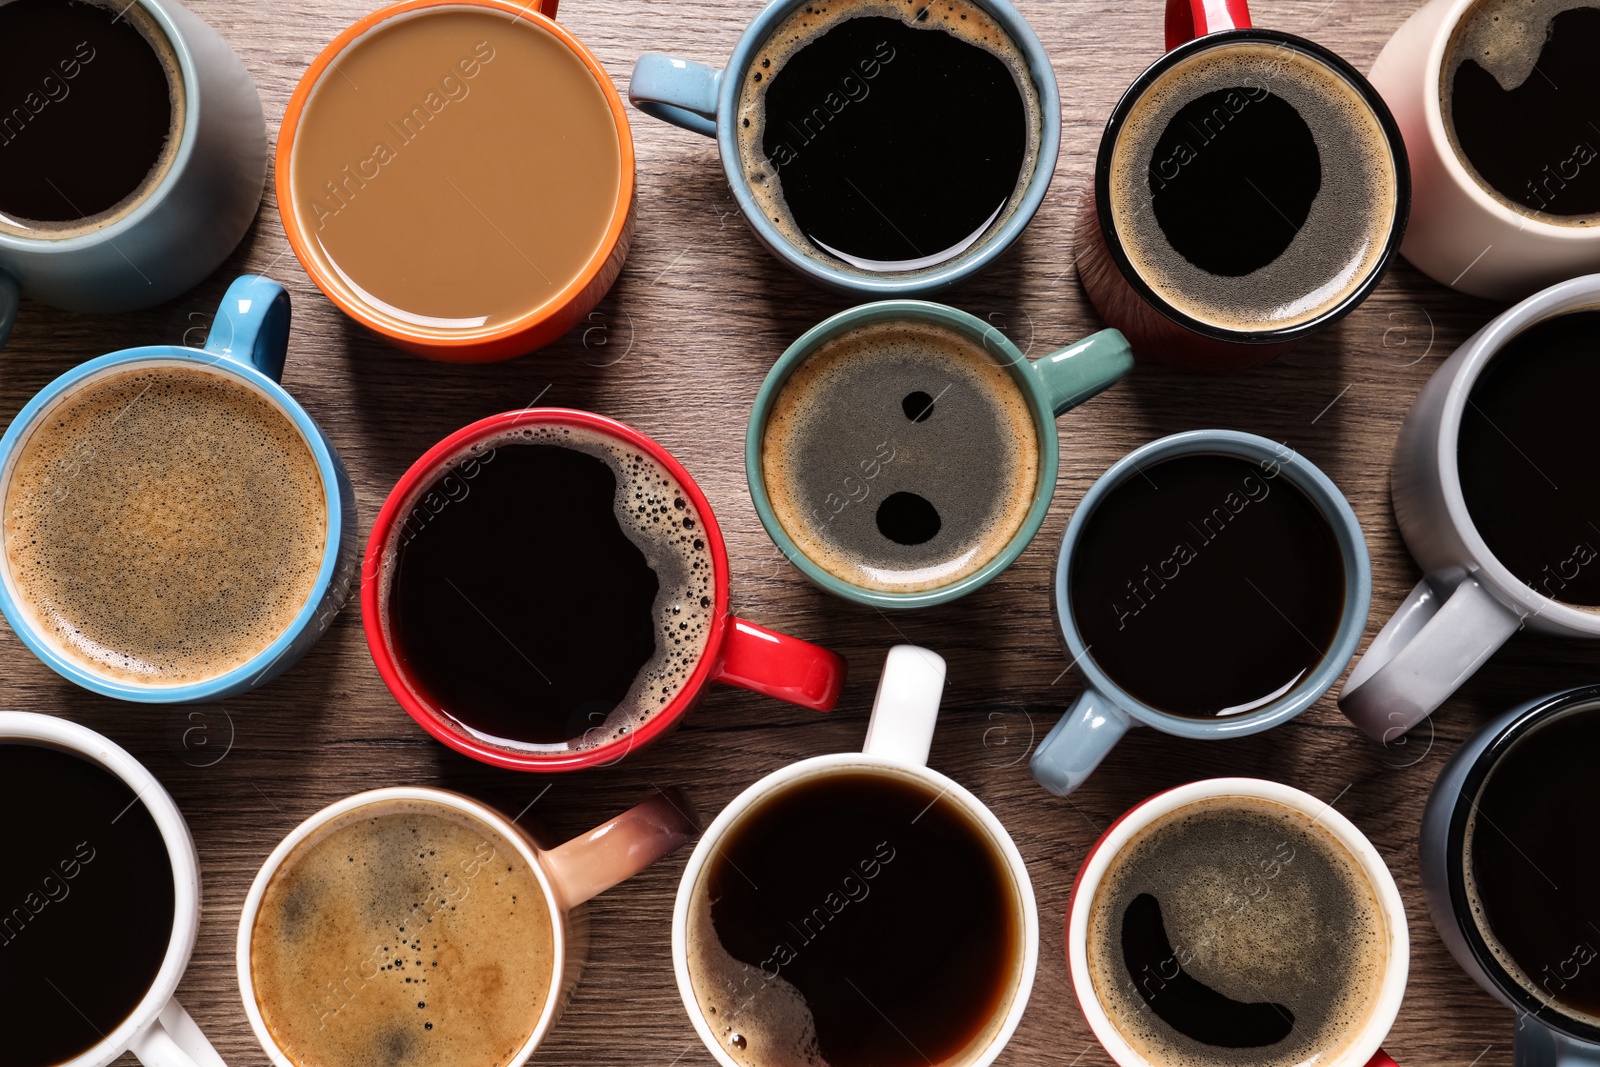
[1030,329,1134,415]
[203,274,291,380]
[629,54,721,138]
[1029,686,1132,796]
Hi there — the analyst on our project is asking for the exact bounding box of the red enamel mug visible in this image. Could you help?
[362,408,846,772]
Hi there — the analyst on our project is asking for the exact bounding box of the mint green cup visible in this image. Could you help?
[746,300,1132,609]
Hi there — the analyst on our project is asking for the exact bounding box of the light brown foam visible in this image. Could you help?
[289,8,621,334]
[1109,41,1397,332]
[250,798,556,1067]
[734,0,1042,275]
[2,362,327,684]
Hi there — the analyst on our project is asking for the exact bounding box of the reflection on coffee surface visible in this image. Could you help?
[0,743,175,1067]
[1444,0,1600,223]
[250,799,554,1067]
[1465,701,1600,1024]
[736,0,1041,272]
[290,9,622,332]
[3,364,328,684]
[0,0,185,237]
[1109,41,1397,331]
[687,769,1023,1067]
[1087,796,1387,1067]
[384,425,714,751]
[762,320,1038,593]
[1069,452,1345,718]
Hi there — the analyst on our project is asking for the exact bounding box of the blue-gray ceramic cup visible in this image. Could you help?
[1421,686,1600,1067]
[1029,430,1372,796]
[0,275,357,703]
[627,0,1060,296]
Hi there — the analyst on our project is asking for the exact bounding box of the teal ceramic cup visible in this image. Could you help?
[745,299,1132,609]
[1029,430,1372,796]
[0,275,358,703]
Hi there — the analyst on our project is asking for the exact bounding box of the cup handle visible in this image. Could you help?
[712,616,846,711]
[861,645,947,766]
[1029,329,1133,417]
[540,789,699,912]
[127,1000,226,1067]
[0,270,17,352]
[1338,575,1521,742]
[1366,1051,1400,1067]
[202,275,291,383]
[1515,1017,1600,1067]
[1165,0,1252,49]
[629,55,723,138]
[1029,685,1132,796]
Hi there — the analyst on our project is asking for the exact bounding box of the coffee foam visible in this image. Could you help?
[249,798,556,1067]
[2,362,328,684]
[761,319,1039,594]
[1086,796,1388,1067]
[1109,41,1397,332]
[379,423,714,750]
[735,0,1042,275]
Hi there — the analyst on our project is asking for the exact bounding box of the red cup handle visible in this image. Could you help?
[1366,1050,1398,1067]
[1166,0,1252,49]
[714,617,846,711]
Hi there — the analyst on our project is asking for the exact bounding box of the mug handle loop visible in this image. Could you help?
[0,270,18,353]
[861,645,946,766]
[1029,328,1133,417]
[629,55,723,138]
[1165,0,1253,49]
[1338,575,1521,742]
[714,617,846,710]
[203,275,291,383]
[1515,1017,1600,1067]
[1366,1051,1401,1067]
[541,789,699,912]
[1030,685,1132,796]
[128,1000,226,1067]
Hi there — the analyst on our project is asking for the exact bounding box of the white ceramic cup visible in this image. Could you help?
[1338,273,1600,742]
[1067,777,1410,1067]
[671,644,1039,1067]
[236,785,696,1067]
[0,711,225,1067]
[1367,0,1600,300]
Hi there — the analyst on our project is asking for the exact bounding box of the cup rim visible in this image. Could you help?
[1091,28,1411,345]
[1054,429,1372,737]
[1428,274,1600,634]
[360,407,734,772]
[0,348,349,703]
[0,0,201,255]
[670,752,1040,1067]
[744,299,1062,609]
[711,0,1061,296]
[274,0,636,356]
[1065,776,1411,1067]
[0,713,201,1067]
[234,786,569,1067]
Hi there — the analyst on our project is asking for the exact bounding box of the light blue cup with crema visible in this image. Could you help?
[0,275,357,703]
[627,0,1061,296]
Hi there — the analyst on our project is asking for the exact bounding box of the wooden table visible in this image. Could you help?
[1,0,1578,1064]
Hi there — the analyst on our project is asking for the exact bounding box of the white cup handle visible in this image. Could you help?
[1338,576,1521,742]
[128,1000,228,1067]
[861,645,947,766]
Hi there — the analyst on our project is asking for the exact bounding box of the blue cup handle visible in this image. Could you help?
[203,275,290,383]
[0,270,18,353]
[1515,1017,1600,1067]
[1029,685,1132,796]
[629,54,722,138]
[1030,328,1133,416]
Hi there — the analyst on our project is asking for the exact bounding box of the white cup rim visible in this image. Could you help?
[234,786,567,1067]
[0,712,201,1067]
[670,751,1040,1067]
[1065,777,1410,1067]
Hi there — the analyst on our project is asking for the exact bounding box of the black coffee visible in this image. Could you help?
[1458,310,1600,607]
[1109,41,1397,332]
[0,0,184,234]
[1445,0,1600,222]
[385,425,714,752]
[1069,452,1346,718]
[0,743,175,1067]
[687,770,1022,1067]
[1087,796,1387,1067]
[1466,700,1600,1023]
[737,0,1040,272]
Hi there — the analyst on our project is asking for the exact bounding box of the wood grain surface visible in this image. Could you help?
[0,0,1577,1065]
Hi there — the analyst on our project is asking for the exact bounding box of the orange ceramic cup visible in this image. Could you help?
[277,0,634,362]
